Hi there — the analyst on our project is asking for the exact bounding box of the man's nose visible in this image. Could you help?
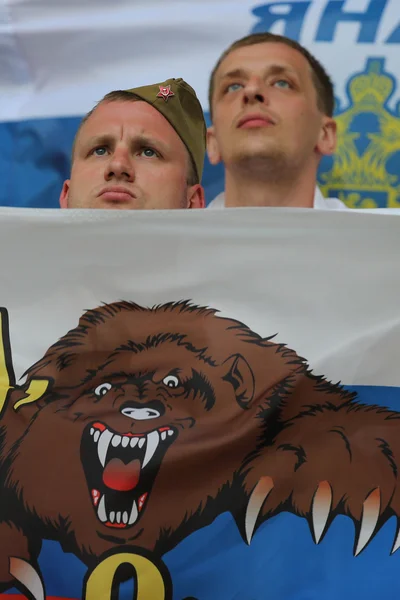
[105,148,134,181]
[243,77,267,106]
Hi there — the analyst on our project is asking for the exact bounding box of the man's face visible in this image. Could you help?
[207,42,336,171]
[60,100,204,209]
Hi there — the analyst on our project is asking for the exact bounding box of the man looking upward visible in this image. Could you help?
[60,78,206,210]
[206,33,346,210]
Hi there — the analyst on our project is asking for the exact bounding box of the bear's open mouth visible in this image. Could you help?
[81,421,176,529]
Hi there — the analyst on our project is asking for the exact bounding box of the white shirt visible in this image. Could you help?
[207,187,348,210]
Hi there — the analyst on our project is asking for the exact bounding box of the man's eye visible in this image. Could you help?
[225,83,243,94]
[92,146,108,156]
[273,79,291,89]
[140,148,157,158]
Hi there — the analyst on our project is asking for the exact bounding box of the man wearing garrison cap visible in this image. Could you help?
[60,78,206,209]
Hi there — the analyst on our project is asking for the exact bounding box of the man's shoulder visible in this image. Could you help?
[313,189,349,210]
[206,189,349,210]
[207,193,225,209]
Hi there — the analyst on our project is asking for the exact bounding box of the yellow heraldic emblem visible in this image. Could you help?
[319,58,400,209]
[0,308,49,415]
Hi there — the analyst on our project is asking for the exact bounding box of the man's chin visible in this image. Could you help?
[228,147,289,179]
[233,147,286,164]
[99,201,139,210]
[68,199,142,210]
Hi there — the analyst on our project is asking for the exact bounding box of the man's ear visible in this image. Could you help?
[206,126,222,166]
[59,180,70,208]
[187,184,205,209]
[222,354,255,409]
[316,117,337,156]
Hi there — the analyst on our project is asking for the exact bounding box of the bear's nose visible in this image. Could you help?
[120,402,164,421]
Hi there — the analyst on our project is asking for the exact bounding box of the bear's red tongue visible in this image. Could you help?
[102,458,141,492]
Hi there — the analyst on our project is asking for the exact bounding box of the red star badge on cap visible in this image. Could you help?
[156,85,175,102]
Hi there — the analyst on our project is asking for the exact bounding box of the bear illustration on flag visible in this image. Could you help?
[0,300,399,598]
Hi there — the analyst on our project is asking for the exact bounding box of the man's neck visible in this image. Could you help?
[224,167,316,208]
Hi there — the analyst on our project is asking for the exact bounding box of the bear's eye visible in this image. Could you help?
[94,382,112,397]
[162,375,180,388]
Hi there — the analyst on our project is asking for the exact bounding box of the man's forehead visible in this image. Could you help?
[216,42,311,80]
[80,100,162,136]
[74,99,181,152]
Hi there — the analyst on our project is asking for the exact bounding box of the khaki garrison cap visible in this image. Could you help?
[125,78,206,182]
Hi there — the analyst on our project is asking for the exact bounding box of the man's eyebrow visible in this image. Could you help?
[218,68,248,83]
[81,134,114,150]
[79,133,169,154]
[218,64,299,83]
[132,134,168,153]
[264,64,299,78]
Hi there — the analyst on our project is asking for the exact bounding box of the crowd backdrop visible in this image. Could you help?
[1,0,400,208]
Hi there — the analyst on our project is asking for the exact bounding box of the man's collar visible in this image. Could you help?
[207,188,348,210]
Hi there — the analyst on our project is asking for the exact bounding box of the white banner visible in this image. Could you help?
[0,207,397,385]
[0,207,399,598]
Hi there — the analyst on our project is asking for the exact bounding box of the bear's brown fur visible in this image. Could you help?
[0,300,399,583]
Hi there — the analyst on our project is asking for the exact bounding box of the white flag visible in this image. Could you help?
[0,207,399,599]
